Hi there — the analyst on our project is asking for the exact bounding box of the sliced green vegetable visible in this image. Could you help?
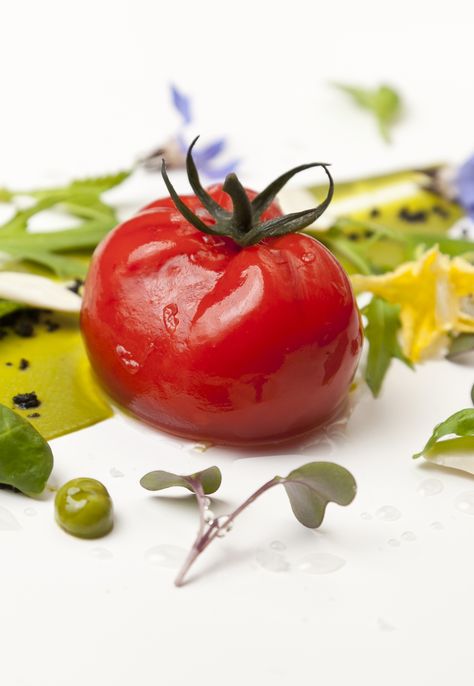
[447,333,474,360]
[333,82,401,142]
[0,403,53,494]
[362,296,413,397]
[413,409,474,458]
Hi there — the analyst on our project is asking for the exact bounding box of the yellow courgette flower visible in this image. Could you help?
[351,246,474,362]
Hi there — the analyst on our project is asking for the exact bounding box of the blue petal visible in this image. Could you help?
[199,159,240,180]
[457,153,474,219]
[194,139,227,163]
[170,85,192,125]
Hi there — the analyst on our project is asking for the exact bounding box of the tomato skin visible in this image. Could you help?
[81,185,362,445]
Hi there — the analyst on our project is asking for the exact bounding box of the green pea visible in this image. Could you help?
[55,478,113,539]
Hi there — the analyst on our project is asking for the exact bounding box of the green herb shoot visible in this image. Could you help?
[332,82,402,143]
[140,462,356,587]
[0,170,131,279]
[0,403,53,494]
[363,296,413,397]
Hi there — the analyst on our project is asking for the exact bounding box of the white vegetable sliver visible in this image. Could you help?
[0,272,81,312]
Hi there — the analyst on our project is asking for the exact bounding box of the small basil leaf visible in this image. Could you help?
[333,82,401,143]
[413,408,474,458]
[0,403,53,494]
[281,462,357,528]
[363,296,413,397]
[140,466,222,495]
[446,333,474,360]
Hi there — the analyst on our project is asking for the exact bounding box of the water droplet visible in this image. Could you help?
[430,521,444,530]
[110,467,124,478]
[204,509,215,523]
[375,506,401,522]
[215,515,233,537]
[387,538,400,547]
[0,507,21,531]
[377,617,396,632]
[145,544,186,568]
[401,531,417,542]
[116,345,140,373]
[255,548,290,573]
[417,478,443,496]
[163,303,179,333]
[301,252,315,263]
[296,553,345,575]
[91,547,113,560]
[193,441,213,453]
[270,540,286,551]
[23,507,37,517]
[360,512,372,520]
[455,491,474,515]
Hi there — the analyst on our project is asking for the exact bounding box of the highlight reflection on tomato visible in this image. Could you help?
[81,140,362,445]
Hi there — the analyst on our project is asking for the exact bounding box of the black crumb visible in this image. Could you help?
[369,208,380,219]
[27,412,41,419]
[67,278,84,295]
[1,309,40,338]
[364,230,375,239]
[432,205,450,219]
[5,362,12,367]
[19,358,30,370]
[347,232,359,241]
[398,207,428,223]
[12,392,41,410]
[44,319,60,333]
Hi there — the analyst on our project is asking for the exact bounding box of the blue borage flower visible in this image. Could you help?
[457,153,474,219]
[141,85,238,180]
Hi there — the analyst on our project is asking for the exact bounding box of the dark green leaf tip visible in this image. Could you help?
[161,139,334,247]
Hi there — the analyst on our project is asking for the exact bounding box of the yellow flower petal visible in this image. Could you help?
[351,247,474,363]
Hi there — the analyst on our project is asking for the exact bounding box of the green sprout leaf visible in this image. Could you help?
[281,462,357,528]
[0,403,53,494]
[141,460,356,586]
[140,466,222,495]
[363,296,413,397]
[413,408,474,459]
[333,82,402,143]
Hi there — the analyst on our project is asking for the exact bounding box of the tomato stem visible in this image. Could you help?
[161,137,334,248]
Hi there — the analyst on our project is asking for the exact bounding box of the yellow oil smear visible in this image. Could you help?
[0,313,112,440]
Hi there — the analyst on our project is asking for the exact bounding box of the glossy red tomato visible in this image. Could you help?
[81,156,362,445]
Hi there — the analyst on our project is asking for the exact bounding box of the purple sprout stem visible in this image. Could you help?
[174,476,282,587]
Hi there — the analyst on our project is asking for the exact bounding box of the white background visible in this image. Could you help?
[1,2,474,685]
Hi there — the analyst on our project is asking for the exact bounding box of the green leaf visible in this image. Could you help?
[0,403,53,494]
[333,82,402,143]
[446,333,474,360]
[17,170,132,200]
[280,461,357,528]
[413,409,474,458]
[140,466,222,496]
[0,218,115,278]
[363,296,413,397]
